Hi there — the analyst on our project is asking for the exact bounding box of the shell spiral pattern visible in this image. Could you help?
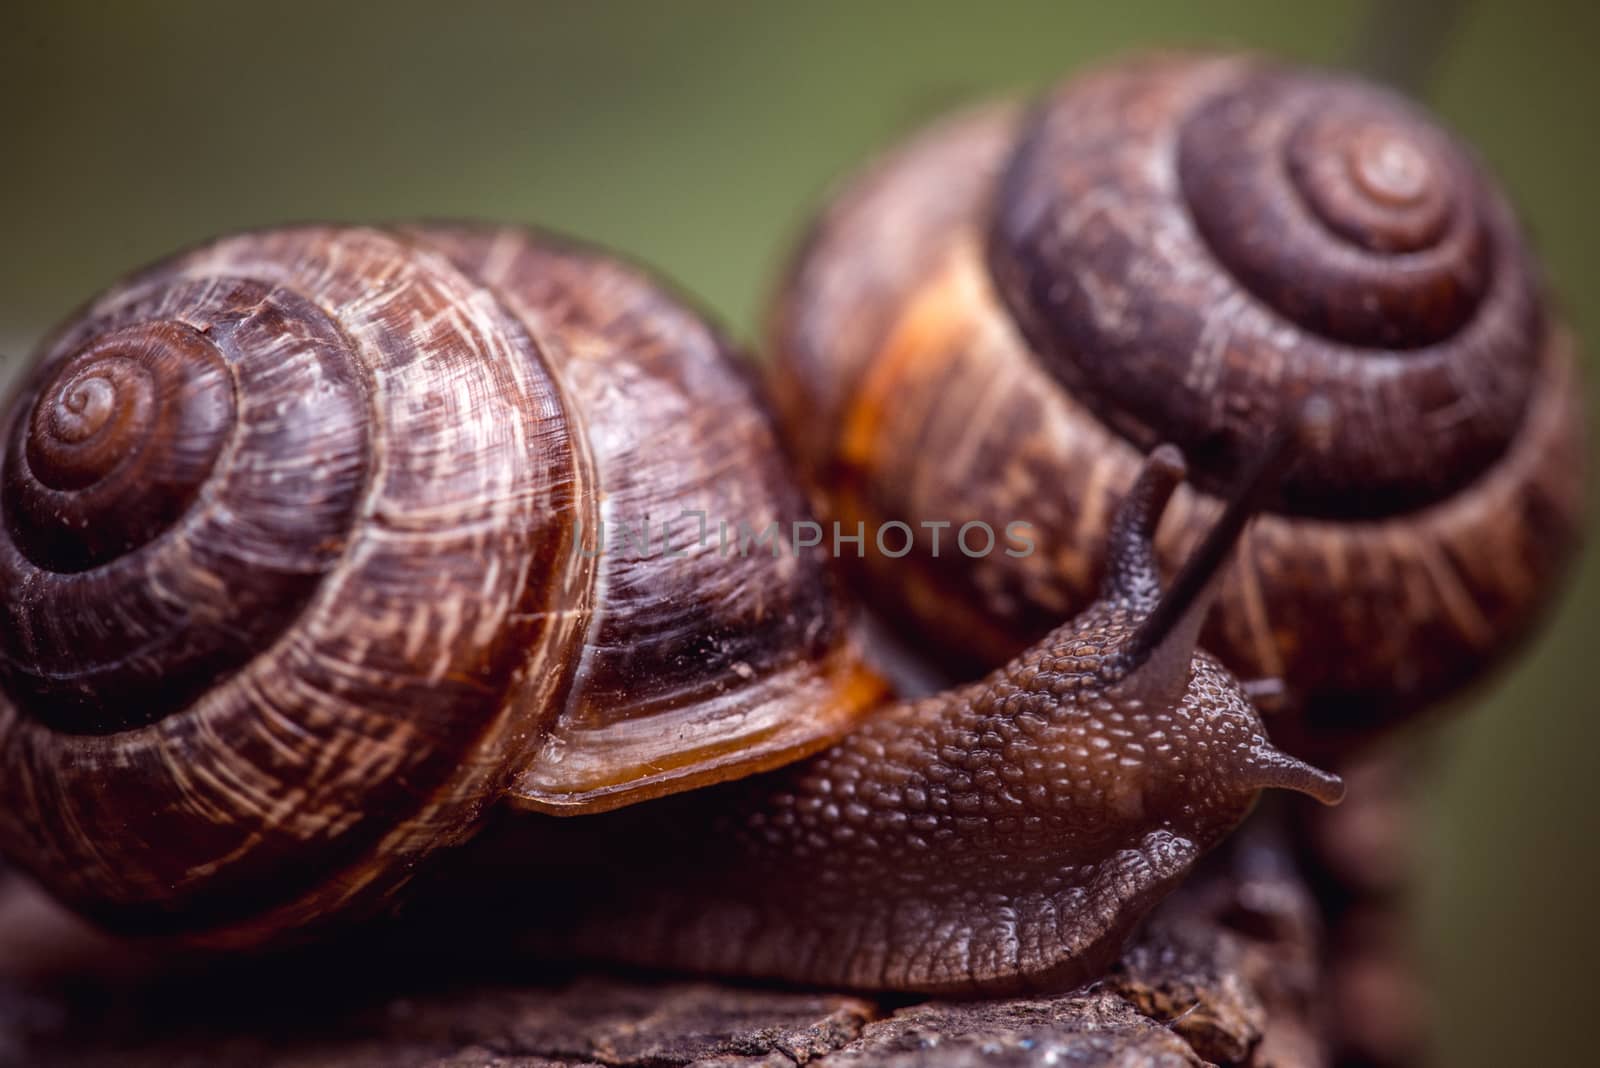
[0,225,877,943]
[0,227,585,940]
[990,57,1543,516]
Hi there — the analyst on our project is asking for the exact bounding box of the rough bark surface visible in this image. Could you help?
[0,780,1417,1068]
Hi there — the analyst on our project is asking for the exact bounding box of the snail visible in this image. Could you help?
[0,223,1339,994]
[767,52,1587,756]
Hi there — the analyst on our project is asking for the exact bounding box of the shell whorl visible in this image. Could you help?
[2,276,371,734]
[10,321,236,571]
[988,55,1543,518]
[0,224,880,943]
[0,226,587,938]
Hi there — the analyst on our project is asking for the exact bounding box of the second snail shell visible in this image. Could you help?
[768,52,1587,755]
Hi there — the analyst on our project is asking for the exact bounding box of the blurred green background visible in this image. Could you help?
[1,2,1594,1063]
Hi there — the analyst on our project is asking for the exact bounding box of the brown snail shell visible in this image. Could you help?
[767,52,1587,754]
[0,224,882,943]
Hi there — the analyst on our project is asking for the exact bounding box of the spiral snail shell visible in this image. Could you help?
[0,224,882,942]
[768,52,1586,753]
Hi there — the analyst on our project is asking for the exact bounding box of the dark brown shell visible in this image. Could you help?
[767,53,1586,754]
[0,225,880,943]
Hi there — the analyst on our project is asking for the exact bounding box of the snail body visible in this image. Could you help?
[768,53,1586,754]
[482,436,1341,994]
[0,223,1338,993]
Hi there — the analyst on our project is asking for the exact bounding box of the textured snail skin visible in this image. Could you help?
[0,225,880,944]
[429,446,1342,994]
[768,53,1587,754]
